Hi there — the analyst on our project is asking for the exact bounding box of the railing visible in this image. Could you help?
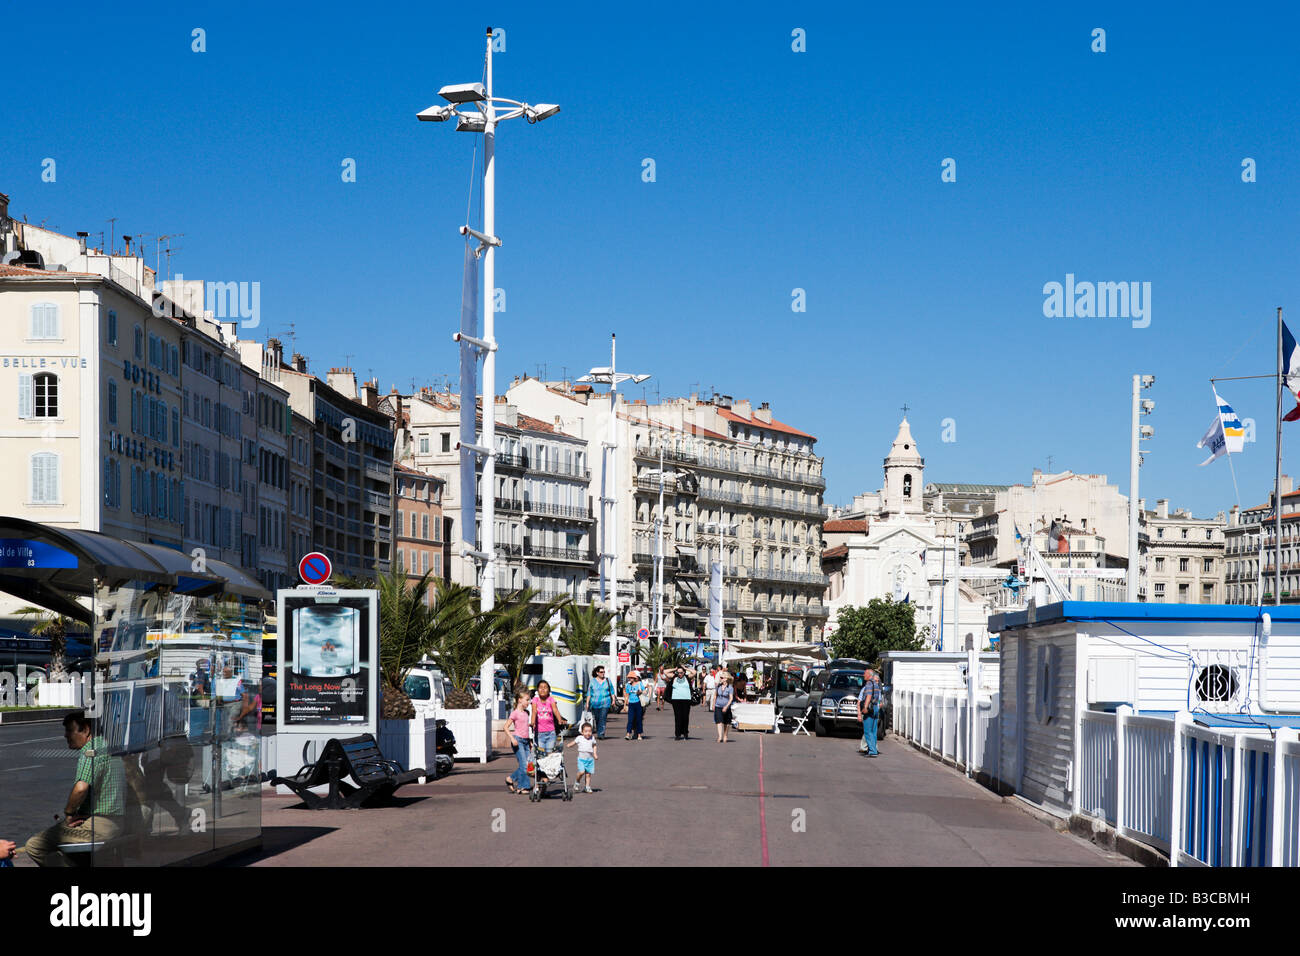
[532,460,590,480]
[1076,709,1300,866]
[524,544,593,564]
[743,493,823,517]
[893,687,1001,783]
[495,451,528,470]
[634,444,698,466]
[748,567,829,586]
[526,500,594,521]
[698,485,743,504]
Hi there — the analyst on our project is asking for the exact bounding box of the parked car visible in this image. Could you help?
[404,666,453,718]
[810,668,868,736]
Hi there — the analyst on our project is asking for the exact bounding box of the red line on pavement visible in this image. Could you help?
[758,735,770,867]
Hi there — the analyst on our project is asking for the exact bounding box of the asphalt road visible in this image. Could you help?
[248,705,1136,867]
[0,720,78,845]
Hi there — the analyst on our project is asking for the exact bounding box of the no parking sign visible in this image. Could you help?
[298,552,332,586]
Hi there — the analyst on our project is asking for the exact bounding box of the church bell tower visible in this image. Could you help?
[883,416,924,517]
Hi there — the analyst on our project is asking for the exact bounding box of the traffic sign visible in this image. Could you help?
[637,627,649,641]
[618,651,630,664]
[298,552,332,585]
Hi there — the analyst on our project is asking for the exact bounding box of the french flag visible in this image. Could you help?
[1284,322,1300,422]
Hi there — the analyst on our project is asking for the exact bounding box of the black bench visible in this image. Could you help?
[272,734,426,809]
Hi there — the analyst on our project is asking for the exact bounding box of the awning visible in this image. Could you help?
[0,517,272,622]
[675,544,697,556]
[726,640,827,660]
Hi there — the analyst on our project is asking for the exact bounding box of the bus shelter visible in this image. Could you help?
[0,517,269,866]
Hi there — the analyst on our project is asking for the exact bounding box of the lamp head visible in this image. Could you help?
[439,82,486,104]
[455,112,487,133]
[525,103,561,123]
[417,104,454,122]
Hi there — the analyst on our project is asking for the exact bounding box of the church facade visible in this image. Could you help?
[823,418,992,651]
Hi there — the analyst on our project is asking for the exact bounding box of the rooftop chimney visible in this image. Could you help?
[733,398,752,418]
[291,353,308,373]
[122,235,132,255]
[267,337,284,369]
[76,231,88,254]
[754,401,772,423]
[1283,475,1295,496]
[361,378,378,409]
[1156,498,1168,519]
[0,192,9,221]
[327,367,358,399]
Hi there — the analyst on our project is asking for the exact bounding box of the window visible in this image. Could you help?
[134,326,143,359]
[29,303,59,339]
[1035,644,1059,723]
[396,510,403,537]
[1154,556,1164,571]
[1203,558,1213,573]
[1205,529,1213,541]
[1154,582,1165,598]
[1157,528,1164,539]
[1179,558,1189,572]
[1179,583,1190,600]
[902,474,912,499]
[422,515,430,540]
[1181,528,1189,540]
[107,309,117,346]
[1194,663,1239,704]
[441,433,451,452]
[420,436,430,455]
[30,452,59,503]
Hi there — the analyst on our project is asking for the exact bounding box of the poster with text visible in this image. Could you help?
[276,589,378,734]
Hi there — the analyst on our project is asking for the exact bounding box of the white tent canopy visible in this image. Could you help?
[723,641,827,665]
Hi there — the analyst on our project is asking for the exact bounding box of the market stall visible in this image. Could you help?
[720,642,827,731]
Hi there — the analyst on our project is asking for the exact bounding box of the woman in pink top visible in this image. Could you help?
[505,690,533,794]
[531,680,567,754]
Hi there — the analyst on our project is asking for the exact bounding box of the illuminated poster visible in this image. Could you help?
[276,589,378,733]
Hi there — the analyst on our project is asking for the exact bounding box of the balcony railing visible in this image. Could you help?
[698,486,743,504]
[532,459,590,480]
[495,451,529,470]
[526,500,594,521]
[634,444,698,466]
[742,493,823,517]
[748,567,829,586]
[524,544,594,564]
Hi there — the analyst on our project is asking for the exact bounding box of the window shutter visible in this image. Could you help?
[18,374,32,418]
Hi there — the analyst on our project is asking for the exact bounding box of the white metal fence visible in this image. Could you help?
[1078,708,1299,866]
[892,688,1000,782]
[895,690,1300,866]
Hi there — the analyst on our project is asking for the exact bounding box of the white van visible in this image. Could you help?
[404,665,453,719]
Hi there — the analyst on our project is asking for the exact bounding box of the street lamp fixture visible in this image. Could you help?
[419,27,559,720]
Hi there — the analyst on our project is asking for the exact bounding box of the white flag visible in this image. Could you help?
[1196,389,1245,466]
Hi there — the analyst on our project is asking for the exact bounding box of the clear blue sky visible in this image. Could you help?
[6,2,1300,519]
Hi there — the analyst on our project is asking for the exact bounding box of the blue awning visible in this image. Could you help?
[989,601,1300,633]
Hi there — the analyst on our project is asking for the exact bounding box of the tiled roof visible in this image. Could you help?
[824,519,868,533]
[620,412,732,442]
[927,482,1010,494]
[716,407,816,441]
[0,264,98,277]
[821,544,849,560]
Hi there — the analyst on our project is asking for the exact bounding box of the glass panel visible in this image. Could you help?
[90,582,262,865]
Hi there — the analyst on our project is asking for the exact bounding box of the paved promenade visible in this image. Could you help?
[245,707,1135,867]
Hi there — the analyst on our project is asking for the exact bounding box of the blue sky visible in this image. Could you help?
[6,2,1300,519]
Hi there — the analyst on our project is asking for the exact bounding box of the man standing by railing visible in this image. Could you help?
[857,668,882,757]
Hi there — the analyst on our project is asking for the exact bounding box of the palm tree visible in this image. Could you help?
[17,607,74,682]
[493,589,569,692]
[558,603,614,656]
[375,564,439,719]
[429,582,509,709]
[643,642,687,674]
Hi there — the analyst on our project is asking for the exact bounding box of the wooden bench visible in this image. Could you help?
[272,734,426,810]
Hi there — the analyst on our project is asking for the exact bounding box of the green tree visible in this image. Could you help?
[558,603,613,656]
[493,590,570,691]
[828,597,928,664]
[17,607,76,682]
[374,564,438,719]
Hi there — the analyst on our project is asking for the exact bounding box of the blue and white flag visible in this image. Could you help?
[707,562,723,645]
[1196,388,1245,466]
[459,243,480,547]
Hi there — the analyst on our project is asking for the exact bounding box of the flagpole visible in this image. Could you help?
[1275,306,1283,606]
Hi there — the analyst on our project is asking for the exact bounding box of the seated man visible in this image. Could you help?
[25,710,125,867]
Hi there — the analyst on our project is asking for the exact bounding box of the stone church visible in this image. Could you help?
[823,418,992,651]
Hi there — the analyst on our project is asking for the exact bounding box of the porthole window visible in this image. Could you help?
[1195,665,1239,703]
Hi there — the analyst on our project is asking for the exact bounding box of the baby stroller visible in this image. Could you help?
[527,731,572,802]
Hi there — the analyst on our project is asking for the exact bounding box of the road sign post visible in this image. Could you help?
[299,552,332,586]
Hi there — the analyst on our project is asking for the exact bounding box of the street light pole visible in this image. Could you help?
[420,27,560,716]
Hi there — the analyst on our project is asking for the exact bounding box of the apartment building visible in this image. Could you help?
[1223,477,1300,605]
[394,464,446,598]
[504,378,828,643]
[237,340,394,581]
[1143,498,1226,604]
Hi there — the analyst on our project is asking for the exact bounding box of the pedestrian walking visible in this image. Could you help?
[505,690,533,794]
[584,665,616,739]
[565,722,598,793]
[655,666,667,711]
[624,671,647,739]
[703,667,718,710]
[667,665,695,740]
[857,668,882,757]
[531,680,567,753]
[713,673,735,743]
